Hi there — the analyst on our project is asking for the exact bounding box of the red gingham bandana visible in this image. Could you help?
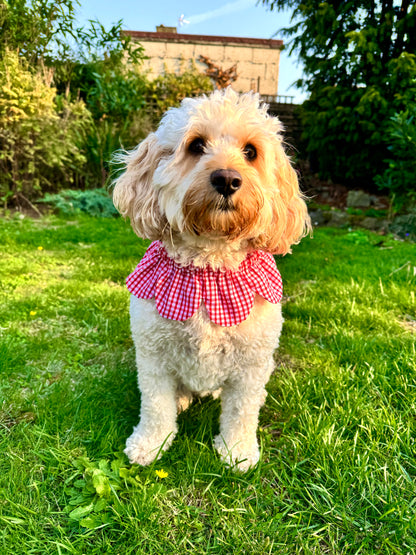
[126,241,283,327]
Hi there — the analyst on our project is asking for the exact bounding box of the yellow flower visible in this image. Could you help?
[37,246,43,251]
[29,311,37,316]
[155,469,168,479]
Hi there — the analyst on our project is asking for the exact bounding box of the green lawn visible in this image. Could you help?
[1,214,415,554]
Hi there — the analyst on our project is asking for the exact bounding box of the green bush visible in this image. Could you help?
[388,210,416,241]
[0,2,150,200]
[0,2,214,204]
[0,51,91,205]
[146,67,214,124]
[300,53,416,188]
[92,67,213,185]
[261,0,416,189]
[86,111,154,187]
[0,0,77,65]
[72,63,151,186]
[39,188,118,217]
[375,106,416,205]
[76,64,147,122]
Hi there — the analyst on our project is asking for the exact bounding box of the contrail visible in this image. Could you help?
[185,0,254,26]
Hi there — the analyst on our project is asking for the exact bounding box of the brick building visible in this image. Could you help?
[123,27,283,96]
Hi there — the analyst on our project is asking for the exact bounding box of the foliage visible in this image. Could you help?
[389,210,416,240]
[0,0,78,65]
[0,51,91,204]
[0,1,152,198]
[146,67,214,123]
[46,19,148,182]
[82,66,212,183]
[73,62,150,184]
[0,2,215,203]
[52,18,146,107]
[64,456,171,530]
[0,0,143,73]
[262,0,416,190]
[39,188,118,217]
[375,105,416,203]
[76,64,147,122]
[64,456,145,529]
[0,216,415,553]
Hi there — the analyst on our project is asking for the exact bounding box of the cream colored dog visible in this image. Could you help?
[113,88,310,471]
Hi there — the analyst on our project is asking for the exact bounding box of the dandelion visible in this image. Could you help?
[155,469,168,479]
[29,311,37,316]
[37,246,43,251]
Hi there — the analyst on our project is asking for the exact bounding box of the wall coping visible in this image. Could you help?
[123,30,283,49]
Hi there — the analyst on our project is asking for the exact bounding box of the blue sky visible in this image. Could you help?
[75,0,307,103]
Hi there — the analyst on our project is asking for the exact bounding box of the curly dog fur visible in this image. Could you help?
[113,88,310,471]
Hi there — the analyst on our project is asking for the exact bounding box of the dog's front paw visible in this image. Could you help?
[214,435,260,472]
[124,428,176,466]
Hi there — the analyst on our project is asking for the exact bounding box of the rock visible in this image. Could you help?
[309,209,330,227]
[389,213,416,239]
[328,210,350,227]
[347,190,371,208]
[370,195,388,209]
[359,217,387,231]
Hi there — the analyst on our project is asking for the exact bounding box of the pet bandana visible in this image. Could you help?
[126,241,283,327]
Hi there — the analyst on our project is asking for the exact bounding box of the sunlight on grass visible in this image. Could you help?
[0,215,415,553]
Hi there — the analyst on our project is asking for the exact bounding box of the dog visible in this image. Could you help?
[113,88,310,471]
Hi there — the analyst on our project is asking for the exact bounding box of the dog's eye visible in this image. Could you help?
[188,138,206,155]
[243,144,257,161]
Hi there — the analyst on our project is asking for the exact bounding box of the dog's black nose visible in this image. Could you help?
[210,169,242,197]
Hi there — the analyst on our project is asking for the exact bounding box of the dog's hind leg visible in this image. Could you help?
[124,360,178,466]
[176,384,193,413]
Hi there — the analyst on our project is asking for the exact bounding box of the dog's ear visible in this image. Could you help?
[258,141,311,255]
[112,133,167,240]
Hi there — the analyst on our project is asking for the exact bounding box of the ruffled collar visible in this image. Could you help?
[126,241,283,327]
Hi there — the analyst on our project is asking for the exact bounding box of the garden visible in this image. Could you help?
[1,1,416,553]
[1,215,415,553]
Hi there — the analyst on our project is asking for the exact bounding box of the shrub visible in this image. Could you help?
[86,111,154,188]
[300,53,416,188]
[146,67,214,123]
[39,188,118,217]
[261,0,416,189]
[0,3,213,203]
[73,63,151,186]
[388,210,416,241]
[92,67,213,186]
[0,51,91,205]
[375,106,416,205]
[0,2,148,199]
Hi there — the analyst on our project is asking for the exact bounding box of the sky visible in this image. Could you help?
[75,0,307,103]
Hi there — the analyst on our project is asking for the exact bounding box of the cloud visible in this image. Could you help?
[186,0,254,26]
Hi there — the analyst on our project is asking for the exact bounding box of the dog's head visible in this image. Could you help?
[113,88,311,255]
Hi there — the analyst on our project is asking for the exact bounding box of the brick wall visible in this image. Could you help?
[124,31,283,97]
[267,101,302,151]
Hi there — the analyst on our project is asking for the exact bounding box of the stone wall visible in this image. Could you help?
[267,101,302,149]
[124,30,283,96]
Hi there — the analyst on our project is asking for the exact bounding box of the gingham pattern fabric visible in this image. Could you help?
[126,241,283,327]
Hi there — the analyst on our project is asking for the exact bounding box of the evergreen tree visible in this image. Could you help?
[262,0,416,188]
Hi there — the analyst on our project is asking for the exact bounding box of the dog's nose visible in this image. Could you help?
[210,169,242,197]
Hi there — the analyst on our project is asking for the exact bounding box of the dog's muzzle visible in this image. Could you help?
[210,169,242,198]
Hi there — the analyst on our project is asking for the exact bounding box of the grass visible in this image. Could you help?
[0,214,415,554]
